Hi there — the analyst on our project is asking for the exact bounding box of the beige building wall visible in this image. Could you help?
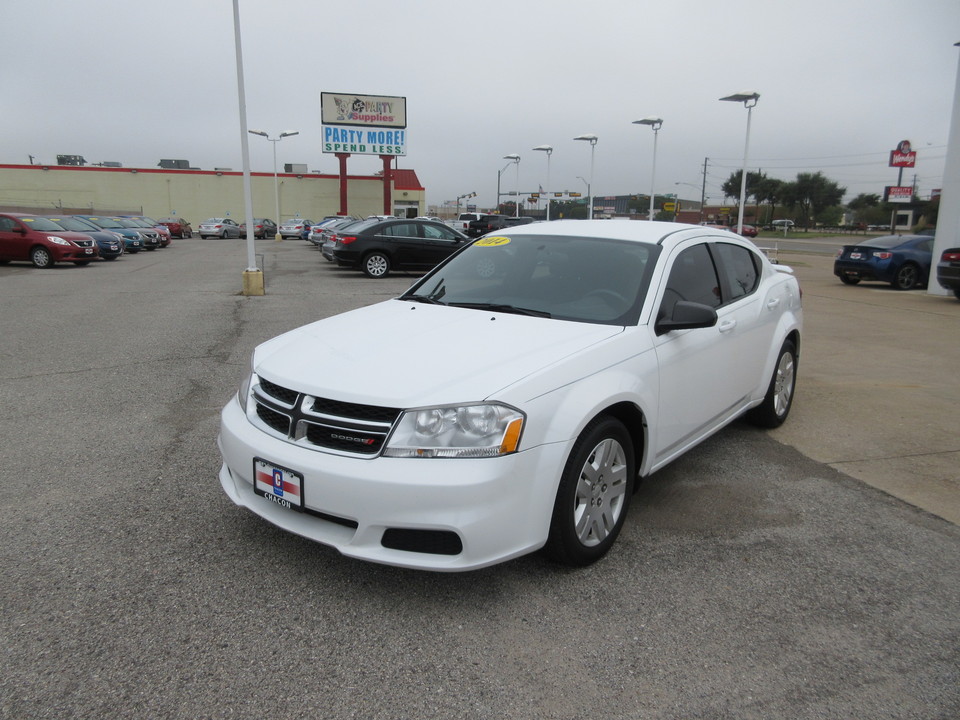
[0,164,424,222]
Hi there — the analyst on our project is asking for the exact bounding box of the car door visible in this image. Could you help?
[0,215,28,260]
[418,223,467,268]
[650,240,759,463]
[378,222,426,268]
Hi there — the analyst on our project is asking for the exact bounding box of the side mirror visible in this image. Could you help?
[655,300,718,336]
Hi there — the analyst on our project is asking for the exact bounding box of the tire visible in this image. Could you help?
[30,246,54,268]
[892,263,919,290]
[362,252,391,278]
[747,339,798,428]
[544,416,635,567]
[839,274,860,285]
[953,288,960,301]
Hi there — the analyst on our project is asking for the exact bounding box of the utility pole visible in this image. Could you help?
[700,157,708,223]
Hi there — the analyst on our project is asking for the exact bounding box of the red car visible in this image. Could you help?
[0,213,100,267]
[157,217,193,238]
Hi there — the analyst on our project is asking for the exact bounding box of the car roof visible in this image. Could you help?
[499,219,751,248]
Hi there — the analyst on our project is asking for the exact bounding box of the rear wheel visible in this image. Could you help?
[892,263,919,290]
[30,246,54,268]
[839,274,860,285]
[747,339,797,428]
[362,252,390,278]
[544,417,635,567]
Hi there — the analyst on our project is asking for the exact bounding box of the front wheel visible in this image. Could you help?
[892,263,920,290]
[362,252,391,278]
[544,417,635,567]
[31,246,54,268]
[747,339,797,428]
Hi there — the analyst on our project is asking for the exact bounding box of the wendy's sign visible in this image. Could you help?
[889,140,917,168]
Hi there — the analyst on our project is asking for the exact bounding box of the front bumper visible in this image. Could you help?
[217,398,564,571]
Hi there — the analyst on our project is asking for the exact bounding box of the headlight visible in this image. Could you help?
[383,403,524,458]
[47,236,70,246]
[237,353,256,412]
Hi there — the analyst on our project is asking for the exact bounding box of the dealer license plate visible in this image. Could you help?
[253,458,304,511]
[850,252,862,259]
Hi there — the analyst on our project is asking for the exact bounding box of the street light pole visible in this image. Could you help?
[248,129,299,241]
[573,134,598,219]
[633,118,663,221]
[500,154,520,215]
[719,91,760,234]
[532,145,552,220]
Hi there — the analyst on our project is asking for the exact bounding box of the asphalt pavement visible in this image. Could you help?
[0,236,957,719]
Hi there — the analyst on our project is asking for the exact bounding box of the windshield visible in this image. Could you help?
[85,217,124,229]
[47,217,97,232]
[111,218,141,228]
[402,233,660,325]
[21,217,65,231]
[867,236,913,249]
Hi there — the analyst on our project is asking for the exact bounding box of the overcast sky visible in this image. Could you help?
[3,0,958,211]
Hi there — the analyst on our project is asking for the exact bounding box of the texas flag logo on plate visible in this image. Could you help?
[253,458,303,509]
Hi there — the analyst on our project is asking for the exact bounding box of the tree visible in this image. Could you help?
[782,172,846,229]
[754,176,785,225]
[721,170,766,204]
[846,193,881,226]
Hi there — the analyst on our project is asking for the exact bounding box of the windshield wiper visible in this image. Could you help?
[402,295,446,305]
[449,302,551,318]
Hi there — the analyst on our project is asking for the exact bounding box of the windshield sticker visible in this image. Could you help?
[475,236,511,247]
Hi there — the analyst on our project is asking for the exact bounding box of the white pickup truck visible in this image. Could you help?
[446,213,485,233]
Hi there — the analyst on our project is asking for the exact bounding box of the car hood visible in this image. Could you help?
[254,299,623,407]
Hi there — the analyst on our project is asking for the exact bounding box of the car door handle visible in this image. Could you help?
[718,319,737,333]
[766,298,781,310]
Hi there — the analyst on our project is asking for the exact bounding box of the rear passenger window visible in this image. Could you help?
[715,243,760,301]
[383,224,419,238]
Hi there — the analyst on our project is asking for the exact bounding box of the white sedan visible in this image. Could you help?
[218,220,802,571]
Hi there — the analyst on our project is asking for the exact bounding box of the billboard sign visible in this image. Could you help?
[320,92,406,129]
[322,126,406,156]
[889,139,916,168]
[885,186,913,203]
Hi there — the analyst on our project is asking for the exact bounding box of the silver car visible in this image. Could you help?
[198,218,241,239]
[278,218,314,240]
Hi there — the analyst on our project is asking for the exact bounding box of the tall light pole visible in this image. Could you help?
[719,91,760,234]
[498,154,520,215]
[633,117,662,221]
[231,0,260,294]
[248,129,299,241]
[573,134,598,219]
[532,145,553,220]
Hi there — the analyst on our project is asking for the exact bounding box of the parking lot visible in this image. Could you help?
[1,236,958,719]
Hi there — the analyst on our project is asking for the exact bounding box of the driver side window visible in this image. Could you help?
[660,244,721,319]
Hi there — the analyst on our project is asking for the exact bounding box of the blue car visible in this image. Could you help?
[74,215,145,253]
[46,215,124,260]
[834,234,934,290]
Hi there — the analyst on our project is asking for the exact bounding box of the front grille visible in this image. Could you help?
[74,238,95,248]
[252,376,402,455]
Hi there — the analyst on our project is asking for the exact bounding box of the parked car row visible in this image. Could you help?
[0,212,177,268]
